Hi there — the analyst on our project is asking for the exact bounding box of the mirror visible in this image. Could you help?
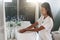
[4,0,36,40]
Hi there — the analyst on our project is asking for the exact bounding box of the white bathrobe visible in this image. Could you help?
[37,15,53,40]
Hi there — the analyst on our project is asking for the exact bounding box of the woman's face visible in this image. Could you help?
[40,7,47,16]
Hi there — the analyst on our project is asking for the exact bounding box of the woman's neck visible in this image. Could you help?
[44,15,48,19]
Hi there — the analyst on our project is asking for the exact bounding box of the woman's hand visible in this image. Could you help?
[19,29,26,33]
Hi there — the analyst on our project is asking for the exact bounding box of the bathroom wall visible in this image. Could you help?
[0,0,4,26]
[0,0,5,40]
[48,0,60,31]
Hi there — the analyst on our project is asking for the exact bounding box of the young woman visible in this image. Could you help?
[19,2,54,40]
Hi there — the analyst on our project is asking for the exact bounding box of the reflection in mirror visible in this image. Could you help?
[5,0,35,40]
[5,0,17,40]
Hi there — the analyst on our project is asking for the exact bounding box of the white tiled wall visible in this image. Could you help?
[0,1,4,26]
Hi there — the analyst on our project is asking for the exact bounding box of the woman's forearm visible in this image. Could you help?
[25,22,38,29]
[25,26,45,32]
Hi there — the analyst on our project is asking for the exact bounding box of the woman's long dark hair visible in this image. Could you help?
[41,2,54,21]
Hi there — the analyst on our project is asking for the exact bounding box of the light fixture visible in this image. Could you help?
[26,0,47,3]
[4,0,12,2]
